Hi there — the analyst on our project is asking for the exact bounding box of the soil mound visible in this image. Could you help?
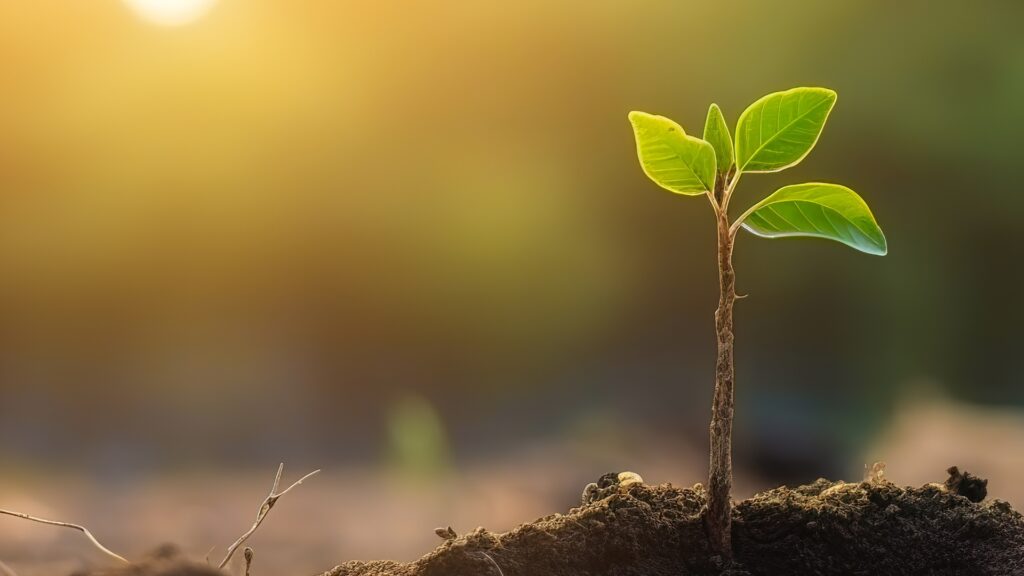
[82,470,1024,576]
[322,471,1024,576]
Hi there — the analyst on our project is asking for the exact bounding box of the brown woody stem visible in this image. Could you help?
[706,199,736,561]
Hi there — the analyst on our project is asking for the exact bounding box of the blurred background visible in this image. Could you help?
[1,0,1022,573]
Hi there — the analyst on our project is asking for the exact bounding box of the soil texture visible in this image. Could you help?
[85,468,1024,576]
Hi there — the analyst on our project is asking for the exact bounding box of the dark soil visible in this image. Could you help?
[321,469,1024,576]
[86,469,1024,576]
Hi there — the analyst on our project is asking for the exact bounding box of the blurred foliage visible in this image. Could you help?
[386,393,451,480]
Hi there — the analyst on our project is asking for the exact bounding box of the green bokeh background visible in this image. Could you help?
[0,0,1021,487]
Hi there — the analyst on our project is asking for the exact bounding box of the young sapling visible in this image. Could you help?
[628,87,887,560]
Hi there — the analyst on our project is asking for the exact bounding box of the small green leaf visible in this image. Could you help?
[737,183,887,255]
[628,111,716,196]
[735,87,837,173]
[703,103,734,175]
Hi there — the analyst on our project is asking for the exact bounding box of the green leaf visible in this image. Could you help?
[737,183,887,255]
[735,87,837,173]
[703,103,734,175]
[628,111,716,196]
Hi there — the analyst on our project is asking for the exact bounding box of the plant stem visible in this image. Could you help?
[707,209,736,560]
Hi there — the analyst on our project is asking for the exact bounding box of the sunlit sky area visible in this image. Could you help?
[122,0,218,26]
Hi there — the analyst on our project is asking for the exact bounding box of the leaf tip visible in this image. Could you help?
[628,111,657,133]
[871,233,888,256]
[798,86,837,99]
[812,86,838,106]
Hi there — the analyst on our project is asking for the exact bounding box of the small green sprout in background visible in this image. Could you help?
[628,87,886,561]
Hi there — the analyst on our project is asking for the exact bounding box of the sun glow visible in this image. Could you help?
[122,0,218,26]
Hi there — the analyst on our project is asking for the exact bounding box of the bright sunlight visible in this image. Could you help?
[121,0,217,26]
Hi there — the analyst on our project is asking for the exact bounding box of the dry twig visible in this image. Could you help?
[480,552,504,576]
[218,463,319,569]
[0,508,128,564]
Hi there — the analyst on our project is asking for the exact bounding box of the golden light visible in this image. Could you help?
[121,0,218,26]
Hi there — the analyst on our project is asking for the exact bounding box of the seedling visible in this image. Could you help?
[628,87,886,560]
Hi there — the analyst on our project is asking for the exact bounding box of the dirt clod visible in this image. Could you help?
[433,526,457,540]
[945,465,989,502]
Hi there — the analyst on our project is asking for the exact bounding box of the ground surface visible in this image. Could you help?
[0,438,715,575]
[9,401,1024,574]
[92,470,1024,576]
[319,472,1024,576]
[97,469,1024,569]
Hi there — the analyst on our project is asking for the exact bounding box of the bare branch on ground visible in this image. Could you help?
[0,508,128,564]
[218,463,320,570]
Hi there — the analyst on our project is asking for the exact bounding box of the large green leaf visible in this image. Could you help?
[703,103,734,175]
[628,111,716,196]
[735,87,837,173]
[737,183,887,255]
